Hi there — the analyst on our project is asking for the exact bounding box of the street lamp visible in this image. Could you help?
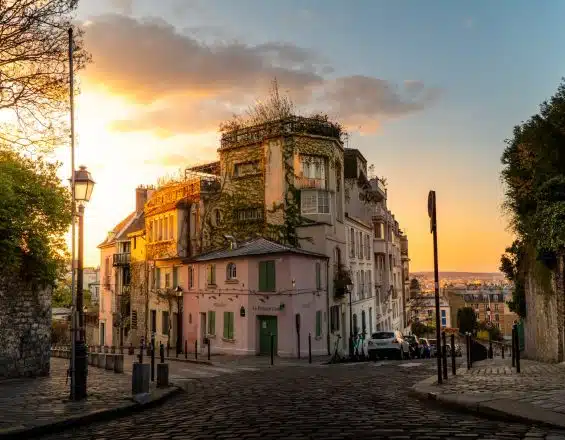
[347,281,354,359]
[71,165,95,401]
[175,285,183,356]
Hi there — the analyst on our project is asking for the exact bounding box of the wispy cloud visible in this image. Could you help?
[82,14,441,136]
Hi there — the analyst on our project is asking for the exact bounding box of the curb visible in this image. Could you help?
[0,386,183,440]
[165,357,213,366]
[411,376,565,429]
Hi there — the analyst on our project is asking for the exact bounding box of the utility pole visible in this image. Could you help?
[428,190,442,384]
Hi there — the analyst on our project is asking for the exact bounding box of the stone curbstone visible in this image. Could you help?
[105,354,115,371]
[410,374,565,430]
[0,386,183,440]
[164,357,214,366]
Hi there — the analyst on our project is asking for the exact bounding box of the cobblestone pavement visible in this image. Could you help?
[0,357,132,431]
[40,359,565,439]
[437,358,565,413]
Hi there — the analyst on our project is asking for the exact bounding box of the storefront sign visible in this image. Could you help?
[252,304,284,312]
[213,303,226,308]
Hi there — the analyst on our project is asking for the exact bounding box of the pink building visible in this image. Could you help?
[182,238,330,357]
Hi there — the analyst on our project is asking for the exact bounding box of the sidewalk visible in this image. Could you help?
[0,357,180,439]
[411,357,565,428]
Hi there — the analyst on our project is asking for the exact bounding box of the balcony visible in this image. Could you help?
[113,253,131,266]
[373,239,387,254]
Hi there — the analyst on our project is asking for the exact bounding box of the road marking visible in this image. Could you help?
[399,362,423,368]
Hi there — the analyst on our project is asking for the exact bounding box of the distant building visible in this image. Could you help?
[406,294,451,330]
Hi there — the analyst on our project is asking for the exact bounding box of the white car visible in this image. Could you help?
[367,330,411,360]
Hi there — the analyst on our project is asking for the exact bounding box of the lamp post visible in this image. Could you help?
[347,282,354,359]
[175,286,183,355]
[71,165,95,401]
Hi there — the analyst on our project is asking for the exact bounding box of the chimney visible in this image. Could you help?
[135,185,148,213]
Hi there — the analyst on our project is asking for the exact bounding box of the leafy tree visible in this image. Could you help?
[0,148,72,285]
[52,274,72,307]
[457,307,477,335]
[411,321,434,337]
[0,0,89,151]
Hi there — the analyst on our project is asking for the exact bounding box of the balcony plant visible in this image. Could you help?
[333,264,352,300]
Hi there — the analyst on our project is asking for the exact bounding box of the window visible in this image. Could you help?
[330,305,340,331]
[366,271,372,297]
[375,222,382,239]
[131,310,138,329]
[349,228,355,257]
[495,313,500,322]
[259,260,276,292]
[361,310,367,335]
[164,215,168,240]
[159,218,163,241]
[133,236,137,249]
[236,208,263,222]
[234,161,260,177]
[441,309,447,327]
[301,156,326,181]
[494,304,499,312]
[169,216,174,240]
[188,266,194,288]
[365,234,371,259]
[352,313,358,335]
[214,209,221,226]
[226,263,237,280]
[155,268,161,289]
[208,311,216,335]
[207,264,216,286]
[315,310,322,337]
[223,311,234,339]
[162,311,169,334]
[315,262,321,290]
[173,266,178,288]
[188,313,192,324]
[150,310,157,333]
[360,271,365,298]
[369,307,373,334]
[359,231,364,259]
[300,190,329,214]
[165,272,171,288]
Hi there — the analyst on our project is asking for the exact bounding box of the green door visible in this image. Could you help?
[258,316,278,355]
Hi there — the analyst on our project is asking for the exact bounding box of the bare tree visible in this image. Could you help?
[0,0,89,152]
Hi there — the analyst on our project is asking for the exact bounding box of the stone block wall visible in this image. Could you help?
[0,283,51,377]
[523,268,564,363]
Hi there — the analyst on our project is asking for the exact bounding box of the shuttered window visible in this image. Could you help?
[207,311,216,335]
[315,262,321,290]
[173,266,178,288]
[223,311,234,339]
[258,261,276,292]
[315,310,322,337]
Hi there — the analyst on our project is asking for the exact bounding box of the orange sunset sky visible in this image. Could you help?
[52,0,565,274]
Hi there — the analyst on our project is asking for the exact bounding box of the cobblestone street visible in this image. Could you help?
[40,359,565,439]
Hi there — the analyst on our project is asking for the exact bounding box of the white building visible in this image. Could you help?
[406,294,451,330]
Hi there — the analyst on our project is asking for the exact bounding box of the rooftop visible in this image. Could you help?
[185,237,328,262]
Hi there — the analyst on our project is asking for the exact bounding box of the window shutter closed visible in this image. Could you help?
[316,311,322,337]
[156,268,161,288]
[259,262,267,291]
[173,267,178,288]
[266,261,276,291]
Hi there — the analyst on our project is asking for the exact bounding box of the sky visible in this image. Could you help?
[60,0,565,272]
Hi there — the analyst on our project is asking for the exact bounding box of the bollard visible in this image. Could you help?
[105,353,115,371]
[270,333,274,366]
[150,334,156,382]
[207,338,211,361]
[450,334,456,375]
[501,344,505,359]
[308,333,312,364]
[441,331,448,380]
[167,342,170,359]
[514,325,521,373]
[157,363,169,388]
[185,340,188,359]
[488,338,493,359]
[511,327,516,367]
[466,334,471,370]
[195,340,198,360]
[131,362,150,395]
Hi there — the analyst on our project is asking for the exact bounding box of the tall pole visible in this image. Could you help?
[75,204,87,399]
[349,288,353,358]
[68,27,77,401]
[428,190,442,384]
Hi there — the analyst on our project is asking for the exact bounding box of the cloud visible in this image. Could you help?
[108,0,133,14]
[82,14,440,136]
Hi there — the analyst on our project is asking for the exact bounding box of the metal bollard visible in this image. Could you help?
[501,344,505,359]
[138,338,144,364]
[270,333,274,366]
[160,343,165,364]
[308,333,312,364]
[514,325,521,373]
[167,342,170,359]
[450,333,456,375]
[150,334,155,382]
[511,327,516,367]
[466,333,471,370]
[488,338,493,359]
[207,338,211,360]
[441,331,448,380]
[195,340,198,360]
[185,340,188,359]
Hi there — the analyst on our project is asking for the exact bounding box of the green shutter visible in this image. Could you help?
[156,268,161,288]
[316,311,322,337]
[223,311,229,339]
[229,312,234,339]
[266,261,276,291]
[259,262,267,291]
[173,267,178,288]
[315,262,321,290]
[208,311,215,335]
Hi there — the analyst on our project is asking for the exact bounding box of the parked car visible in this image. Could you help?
[367,330,410,360]
[404,334,421,359]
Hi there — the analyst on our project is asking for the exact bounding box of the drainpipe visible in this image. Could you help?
[326,259,331,355]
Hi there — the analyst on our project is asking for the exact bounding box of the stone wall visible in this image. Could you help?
[523,264,564,363]
[0,283,51,377]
